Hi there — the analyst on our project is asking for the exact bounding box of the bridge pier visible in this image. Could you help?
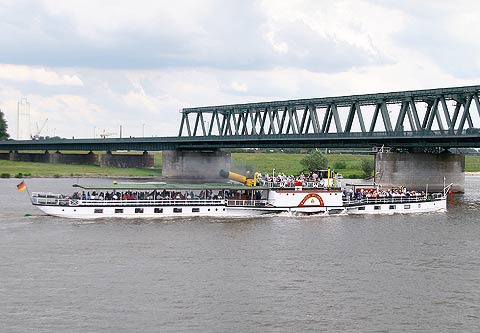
[5,150,99,164]
[162,150,231,182]
[375,152,465,192]
[100,151,154,168]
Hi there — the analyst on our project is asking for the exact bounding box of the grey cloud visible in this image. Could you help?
[0,0,382,73]
[395,26,478,79]
[372,1,480,79]
[265,19,384,73]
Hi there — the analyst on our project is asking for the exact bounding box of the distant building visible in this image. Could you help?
[17,98,30,140]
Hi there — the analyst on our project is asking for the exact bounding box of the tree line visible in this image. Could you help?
[0,110,9,140]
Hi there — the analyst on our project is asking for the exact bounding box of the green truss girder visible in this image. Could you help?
[179,85,480,138]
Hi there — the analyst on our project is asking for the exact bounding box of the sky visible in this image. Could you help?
[1,0,480,139]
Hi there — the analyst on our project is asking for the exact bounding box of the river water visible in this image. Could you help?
[1,177,480,332]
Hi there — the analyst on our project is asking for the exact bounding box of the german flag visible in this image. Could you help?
[17,181,26,192]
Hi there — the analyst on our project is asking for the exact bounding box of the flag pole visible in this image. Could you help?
[21,180,33,203]
[17,180,33,215]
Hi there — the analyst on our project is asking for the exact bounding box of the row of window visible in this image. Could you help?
[357,204,415,211]
[93,207,225,214]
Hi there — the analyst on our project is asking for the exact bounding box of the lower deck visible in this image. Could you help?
[345,198,446,214]
[35,203,272,218]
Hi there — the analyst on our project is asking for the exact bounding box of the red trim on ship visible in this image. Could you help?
[298,193,325,207]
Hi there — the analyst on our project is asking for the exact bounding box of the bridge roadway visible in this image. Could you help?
[1,130,480,152]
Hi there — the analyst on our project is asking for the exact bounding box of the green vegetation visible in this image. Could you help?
[232,153,373,178]
[231,153,304,175]
[333,160,347,169]
[300,151,328,172]
[0,110,9,140]
[360,158,375,178]
[1,152,480,178]
[465,155,480,172]
[0,160,160,178]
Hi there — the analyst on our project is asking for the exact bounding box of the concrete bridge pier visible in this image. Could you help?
[162,150,231,182]
[100,151,154,168]
[375,152,465,192]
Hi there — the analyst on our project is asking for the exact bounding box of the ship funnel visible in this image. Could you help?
[219,169,256,186]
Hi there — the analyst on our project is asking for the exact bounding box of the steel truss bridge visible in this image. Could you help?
[2,85,480,152]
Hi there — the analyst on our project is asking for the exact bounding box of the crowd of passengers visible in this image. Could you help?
[343,187,427,201]
[69,189,262,201]
[256,171,332,187]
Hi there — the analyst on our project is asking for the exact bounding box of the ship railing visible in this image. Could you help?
[31,192,69,206]
[226,199,268,207]
[343,193,444,206]
[74,198,225,206]
[260,180,330,189]
[259,181,294,188]
[31,192,225,206]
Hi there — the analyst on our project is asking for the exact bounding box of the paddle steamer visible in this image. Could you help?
[30,170,452,218]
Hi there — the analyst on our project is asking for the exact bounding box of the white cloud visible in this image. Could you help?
[261,0,404,57]
[231,81,249,93]
[265,30,289,54]
[122,82,157,112]
[0,64,83,86]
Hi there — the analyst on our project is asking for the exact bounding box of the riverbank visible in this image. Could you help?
[0,160,161,178]
[2,153,480,178]
[0,153,370,179]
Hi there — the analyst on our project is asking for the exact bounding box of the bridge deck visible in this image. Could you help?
[1,130,479,151]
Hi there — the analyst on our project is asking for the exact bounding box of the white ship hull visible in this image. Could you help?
[345,197,447,215]
[30,182,452,219]
[34,202,272,219]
